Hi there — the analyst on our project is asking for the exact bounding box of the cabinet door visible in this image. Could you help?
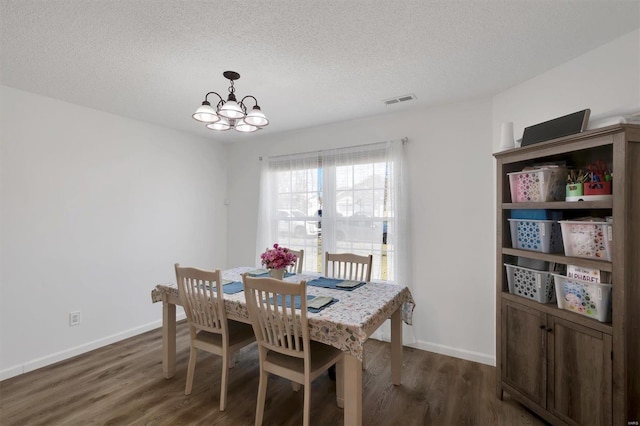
[502,300,547,408]
[547,316,612,426]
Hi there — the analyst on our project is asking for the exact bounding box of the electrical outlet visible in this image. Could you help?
[69,311,81,326]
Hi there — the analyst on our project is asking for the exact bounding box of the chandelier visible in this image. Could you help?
[192,71,269,133]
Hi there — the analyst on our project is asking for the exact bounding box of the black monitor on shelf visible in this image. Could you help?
[521,109,590,146]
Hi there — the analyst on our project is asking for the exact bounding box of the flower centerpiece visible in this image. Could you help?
[260,243,297,279]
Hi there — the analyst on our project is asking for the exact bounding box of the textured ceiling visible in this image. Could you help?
[1,1,639,143]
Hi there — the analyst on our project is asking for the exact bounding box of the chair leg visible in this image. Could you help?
[335,360,344,408]
[255,370,268,426]
[362,351,366,370]
[220,352,229,411]
[185,346,197,395]
[303,381,311,426]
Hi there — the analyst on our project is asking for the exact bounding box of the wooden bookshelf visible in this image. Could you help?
[494,124,640,426]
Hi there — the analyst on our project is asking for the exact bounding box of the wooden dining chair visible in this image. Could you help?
[242,274,344,426]
[175,264,255,411]
[287,248,304,274]
[324,252,373,373]
[324,252,373,282]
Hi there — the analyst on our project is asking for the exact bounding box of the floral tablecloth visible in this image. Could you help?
[151,266,415,361]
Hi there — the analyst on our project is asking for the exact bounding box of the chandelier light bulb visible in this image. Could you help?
[218,100,245,120]
[192,102,220,123]
[245,106,269,127]
[206,116,231,131]
[235,118,259,133]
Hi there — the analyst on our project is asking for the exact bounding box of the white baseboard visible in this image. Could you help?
[2,314,493,382]
[0,313,186,381]
[369,335,495,366]
[405,340,495,366]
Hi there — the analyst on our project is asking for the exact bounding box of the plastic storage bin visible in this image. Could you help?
[505,263,556,303]
[560,220,613,261]
[517,256,549,270]
[552,274,612,322]
[508,167,568,203]
[508,218,563,253]
[510,209,563,220]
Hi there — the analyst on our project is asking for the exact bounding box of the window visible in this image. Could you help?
[256,140,407,282]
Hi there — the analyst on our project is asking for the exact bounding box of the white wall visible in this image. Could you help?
[493,29,640,146]
[0,86,228,379]
[226,98,497,365]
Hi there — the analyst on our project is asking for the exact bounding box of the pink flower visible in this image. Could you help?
[261,243,297,269]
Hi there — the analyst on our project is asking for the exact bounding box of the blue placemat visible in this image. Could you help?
[221,281,244,294]
[307,277,366,291]
[247,269,296,278]
[199,282,244,295]
[271,294,338,313]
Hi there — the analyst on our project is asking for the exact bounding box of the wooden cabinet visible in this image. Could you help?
[494,124,640,426]
[547,315,612,425]
[502,299,612,425]
[501,299,546,408]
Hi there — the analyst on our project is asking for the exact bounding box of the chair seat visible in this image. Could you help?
[195,320,255,351]
[264,341,342,382]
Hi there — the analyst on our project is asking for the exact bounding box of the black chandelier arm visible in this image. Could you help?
[204,91,225,108]
[240,95,258,107]
[240,95,261,113]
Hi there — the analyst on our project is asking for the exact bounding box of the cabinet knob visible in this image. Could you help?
[539,325,546,329]
[546,328,553,333]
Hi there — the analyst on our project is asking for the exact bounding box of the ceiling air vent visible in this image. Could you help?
[383,94,417,106]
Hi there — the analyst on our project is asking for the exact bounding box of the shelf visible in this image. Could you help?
[501,248,613,271]
[502,292,613,335]
[503,200,612,209]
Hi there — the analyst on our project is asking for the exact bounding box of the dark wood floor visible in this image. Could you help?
[0,321,547,425]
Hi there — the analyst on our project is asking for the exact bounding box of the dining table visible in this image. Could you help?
[151,266,415,426]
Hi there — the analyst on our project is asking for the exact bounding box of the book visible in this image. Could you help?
[566,264,601,283]
[246,268,269,276]
[307,296,334,309]
[336,280,365,288]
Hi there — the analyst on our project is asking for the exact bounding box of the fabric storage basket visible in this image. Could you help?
[508,219,563,253]
[504,263,556,303]
[559,220,613,261]
[507,167,568,203]
[552,274,612,322]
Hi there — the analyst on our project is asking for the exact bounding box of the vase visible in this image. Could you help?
[269,268,286,280]
[499,121,515,151]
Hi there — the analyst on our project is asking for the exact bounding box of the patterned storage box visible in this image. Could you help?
[560,220,613,261]
[505,263,556,304]
[553,274,612,322]
[508,219,563,253]
[508,167,568,203]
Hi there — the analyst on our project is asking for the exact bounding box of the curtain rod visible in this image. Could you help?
[259,137,408,161]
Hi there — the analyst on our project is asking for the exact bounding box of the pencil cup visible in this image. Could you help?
[584,181,611,196]
[566,183,583,198]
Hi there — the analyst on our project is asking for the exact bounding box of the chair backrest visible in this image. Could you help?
[324,252,373,282]
[242,274,310,360]
[175,264,228,336]
[288,249,304,274]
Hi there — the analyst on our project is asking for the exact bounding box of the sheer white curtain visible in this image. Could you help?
[255,153,321,271]
[321,141,407,282]
[255,139,409,286]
